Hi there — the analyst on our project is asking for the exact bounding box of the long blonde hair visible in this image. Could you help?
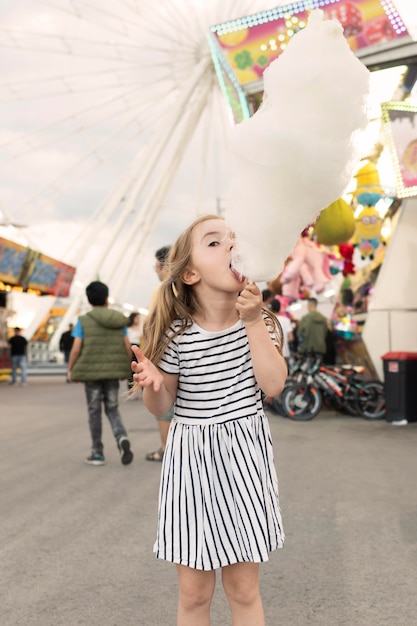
[141,213,283,366]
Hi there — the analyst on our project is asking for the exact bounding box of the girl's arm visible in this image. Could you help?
[236,284,287,397]
[131,346,177,417]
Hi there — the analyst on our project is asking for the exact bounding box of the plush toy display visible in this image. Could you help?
[281,236,331,299]
[352,161,386,260]
[354,161,383,200]
[338,242,356,276]
[354,205,384,260]
[314,197,356,245]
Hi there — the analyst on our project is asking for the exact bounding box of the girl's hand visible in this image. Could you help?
[131,345,163,392]
[236,282,263,326]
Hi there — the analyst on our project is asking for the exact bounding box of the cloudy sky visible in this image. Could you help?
[1,0,416,309]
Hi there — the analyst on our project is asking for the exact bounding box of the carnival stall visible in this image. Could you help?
[0,236,76,369]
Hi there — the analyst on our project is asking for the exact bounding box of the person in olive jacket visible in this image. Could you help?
[68,281,134,467]
[298,297,329,358]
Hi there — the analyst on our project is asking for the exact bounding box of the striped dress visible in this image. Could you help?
[153,318,284,571]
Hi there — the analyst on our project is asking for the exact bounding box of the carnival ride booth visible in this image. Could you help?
[210,0,417,380]
[0,237,75,370]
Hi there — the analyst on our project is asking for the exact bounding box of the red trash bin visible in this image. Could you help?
[381,352,417,424]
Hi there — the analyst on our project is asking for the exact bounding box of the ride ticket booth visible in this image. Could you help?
[382,352,417,424]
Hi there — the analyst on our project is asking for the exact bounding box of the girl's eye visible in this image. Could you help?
[208,241,219,247]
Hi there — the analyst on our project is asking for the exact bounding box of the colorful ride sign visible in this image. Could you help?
[0,237,76,297]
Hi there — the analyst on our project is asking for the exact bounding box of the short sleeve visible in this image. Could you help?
[281,316,293,334]
[72,319,84,339]
[158,324,180,374]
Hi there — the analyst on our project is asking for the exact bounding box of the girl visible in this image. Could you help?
[127,311,142,349]
[132,214,287,625]
[126,311,142,395]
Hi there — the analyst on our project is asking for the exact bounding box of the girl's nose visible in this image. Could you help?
[225,230,236,250]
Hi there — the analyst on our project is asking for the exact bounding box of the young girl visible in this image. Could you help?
[132,214,287,625]
[126,311,142,394]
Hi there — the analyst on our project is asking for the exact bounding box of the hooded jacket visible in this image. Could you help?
[298,310,328,355]
[71,308,131,382]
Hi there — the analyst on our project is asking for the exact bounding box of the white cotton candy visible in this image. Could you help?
[225,9,370,281]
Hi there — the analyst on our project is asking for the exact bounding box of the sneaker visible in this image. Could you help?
[85,453,106,466]
[118,437,133,465]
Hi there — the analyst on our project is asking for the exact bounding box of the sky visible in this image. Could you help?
[1,0,416,311]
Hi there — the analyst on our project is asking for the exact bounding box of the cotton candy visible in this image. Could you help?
[225,9,370,281]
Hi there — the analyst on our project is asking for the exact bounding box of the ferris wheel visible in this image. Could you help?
[0,0,291,345]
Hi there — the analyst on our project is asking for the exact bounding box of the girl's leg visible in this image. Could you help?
[176,564,216,626]
[222,562,265,626]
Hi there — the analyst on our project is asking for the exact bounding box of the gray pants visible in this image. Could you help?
[84,380,127,455]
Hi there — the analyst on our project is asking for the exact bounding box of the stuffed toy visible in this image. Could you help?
[354,161,383,199]
[352,161,385,260]
[281,236,331,299]
[314,197,356,245]
[338,242,355,276]
[354,205,384,260]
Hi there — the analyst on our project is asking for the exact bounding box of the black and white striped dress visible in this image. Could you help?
[153,318,284,571]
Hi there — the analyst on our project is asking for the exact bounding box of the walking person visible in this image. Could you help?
[131,215,287,624]
[8,327,28,386]
[59,323,74,364]
[126,311,142,394]
[67,281,134,466]
[270,299,294,364]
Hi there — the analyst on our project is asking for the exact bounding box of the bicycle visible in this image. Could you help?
[275,355,386,421]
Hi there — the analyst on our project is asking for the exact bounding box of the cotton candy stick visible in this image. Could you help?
[225,10,370,282]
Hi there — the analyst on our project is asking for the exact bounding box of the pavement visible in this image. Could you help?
[1,374,417,626]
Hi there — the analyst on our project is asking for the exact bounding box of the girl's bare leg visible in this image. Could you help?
[222,562,265,626]
[176,564,216,626]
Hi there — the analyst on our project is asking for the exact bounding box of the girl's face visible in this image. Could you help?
[184,218,246,292]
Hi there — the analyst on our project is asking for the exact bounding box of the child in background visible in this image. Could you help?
[131,214,287,625]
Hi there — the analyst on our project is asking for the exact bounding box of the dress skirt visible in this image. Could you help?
[153,412,284,571]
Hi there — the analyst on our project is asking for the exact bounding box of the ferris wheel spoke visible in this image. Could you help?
[1,63,143,91]
[111,78,214,298]
[13,113,149,216]
[0,28,153,61]
[72,0,146,32]
[0,80,175,168]
[0,81,146,152]
[38,0,145,38]
[99,60,213,274]
[116,0,143,17]
[107,66,213,291]
[1,77,162,103]
[0,92,156,164]
[141,3,201,45]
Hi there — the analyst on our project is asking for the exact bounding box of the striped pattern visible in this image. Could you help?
[154,319,284,571]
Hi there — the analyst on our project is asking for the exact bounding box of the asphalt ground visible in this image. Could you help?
[1,376,417,626]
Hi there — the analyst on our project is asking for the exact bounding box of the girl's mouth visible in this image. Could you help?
[230,264,246,283]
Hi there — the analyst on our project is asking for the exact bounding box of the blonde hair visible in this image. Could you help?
[140,213,283,368]
[141,214,217,365]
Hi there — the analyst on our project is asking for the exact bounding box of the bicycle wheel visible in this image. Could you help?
[262,393,286,417]
[356,381,386,420]
[270,393,288,417]
[263,381,292,417]
[281,383,322,421]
